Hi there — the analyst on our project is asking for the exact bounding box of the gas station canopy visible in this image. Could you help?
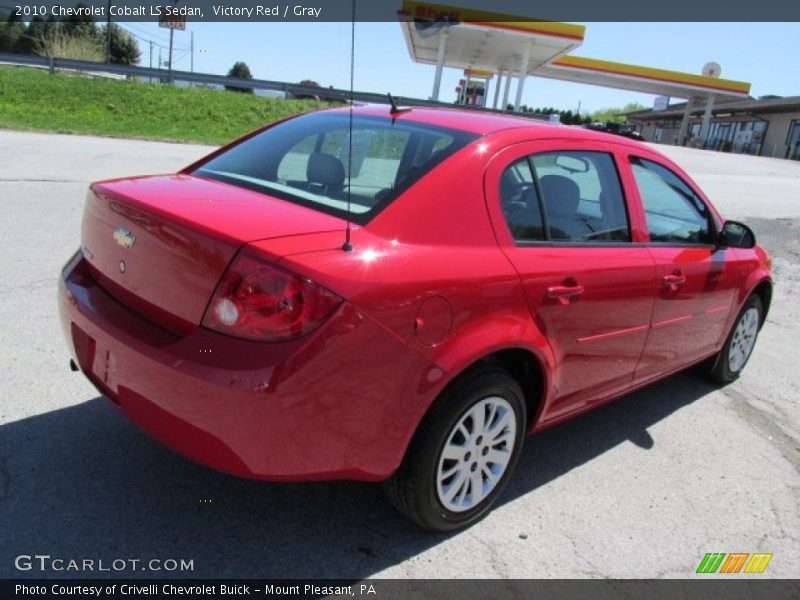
[399,0,752,145]
[539,56,751,99]
[400,19,585,76]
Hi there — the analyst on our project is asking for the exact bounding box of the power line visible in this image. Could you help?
[115,25,192,70]
[124,24,168,45]
[123,22,173,47]
[118,24,187,52]
[121,27,173,51]
[171,50,189,67]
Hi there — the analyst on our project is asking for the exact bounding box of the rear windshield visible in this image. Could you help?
[193,112,479,224]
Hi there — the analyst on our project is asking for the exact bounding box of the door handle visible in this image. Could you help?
[662,272,686,287]
[546,284,585,304]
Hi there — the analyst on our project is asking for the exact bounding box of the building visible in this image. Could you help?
[626,97,800,160]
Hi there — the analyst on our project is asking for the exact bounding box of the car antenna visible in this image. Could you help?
[388,93,411,115]
[342,0,356,253]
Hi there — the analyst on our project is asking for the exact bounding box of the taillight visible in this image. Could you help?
[202,251,342,342]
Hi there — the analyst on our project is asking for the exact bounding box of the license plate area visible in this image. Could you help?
[71,323,120,401]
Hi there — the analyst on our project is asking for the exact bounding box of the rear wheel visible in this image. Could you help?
[384,368,526,532]
[708,295,763,384]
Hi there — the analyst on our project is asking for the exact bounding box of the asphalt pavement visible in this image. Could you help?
[0,130,798,578]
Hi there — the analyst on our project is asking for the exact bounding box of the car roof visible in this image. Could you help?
[330,104,642,146]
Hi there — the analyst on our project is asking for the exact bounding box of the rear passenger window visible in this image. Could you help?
[499,151,630,243]
[630,157,714,245]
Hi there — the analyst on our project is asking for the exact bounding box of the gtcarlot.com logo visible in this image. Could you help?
[696,552,773,574]
[14,554,194,573]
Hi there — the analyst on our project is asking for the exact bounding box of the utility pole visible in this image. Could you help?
[190,30,194,74]
[149,40,153,83]
[168,28,174,82]
[167,0,180,83]
[106,0,111,63]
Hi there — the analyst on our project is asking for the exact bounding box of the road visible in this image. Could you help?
[0,130,798,579]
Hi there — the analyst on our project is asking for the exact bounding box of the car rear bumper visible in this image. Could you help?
[58,251,441,481]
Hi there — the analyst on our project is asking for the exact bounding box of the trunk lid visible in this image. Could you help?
[81,174,344,332]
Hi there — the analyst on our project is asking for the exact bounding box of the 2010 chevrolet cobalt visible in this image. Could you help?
[59,106,772,531]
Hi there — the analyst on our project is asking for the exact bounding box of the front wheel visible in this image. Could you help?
[384,368,526,532]
[708,295,763,384]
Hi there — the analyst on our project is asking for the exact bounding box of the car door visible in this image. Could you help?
[485,140,658,421]
[624,154,741,380]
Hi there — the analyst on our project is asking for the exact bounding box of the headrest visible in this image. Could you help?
[499,169,518,203]
[539,175,580,216]
[307,152,345,187]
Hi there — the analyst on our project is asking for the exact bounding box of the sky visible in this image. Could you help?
[120,21,799,113]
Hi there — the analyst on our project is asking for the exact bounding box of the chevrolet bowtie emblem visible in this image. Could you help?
[113,227,135,248]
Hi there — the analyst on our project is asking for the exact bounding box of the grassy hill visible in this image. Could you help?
[0,65,333,144]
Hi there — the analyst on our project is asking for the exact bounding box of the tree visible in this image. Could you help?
[590,102,647,124]
[3,7,133,65]
[14,16,49,55]
[225,61,254,93]
[98,23,140,65]
[36,25,104,62]
[26,12,102,63]
[292,79,321,100]
[62,3,97,38]
[0,14,26,53]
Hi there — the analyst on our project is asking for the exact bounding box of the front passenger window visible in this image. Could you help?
[630,157,714,244]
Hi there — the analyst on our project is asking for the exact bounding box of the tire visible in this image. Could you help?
[384,368,526,532]
[708,294,763,385]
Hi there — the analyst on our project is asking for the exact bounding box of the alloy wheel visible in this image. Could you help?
[436,396,517,513]
[728,307,760,373]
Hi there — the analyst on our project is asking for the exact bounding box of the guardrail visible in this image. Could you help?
[0,52,535,117]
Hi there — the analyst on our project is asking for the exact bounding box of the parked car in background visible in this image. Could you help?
[586,121,644,140]
[59,106,772,531]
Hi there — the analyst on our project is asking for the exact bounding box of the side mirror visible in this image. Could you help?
[718,220,756,249]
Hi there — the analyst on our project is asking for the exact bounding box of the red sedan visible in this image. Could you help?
[58,106,772,531]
